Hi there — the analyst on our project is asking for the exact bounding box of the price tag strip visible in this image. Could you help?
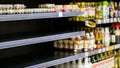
[98,49,102,53]
[58,12,63,17]
[114,18,117,22]
[110,18,113,23]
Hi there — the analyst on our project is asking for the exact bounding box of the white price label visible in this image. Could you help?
[102,48,106,52]
[106,47,109,51]
[85,52,88,57]
[58,12,63,17]
[110,18,113,23]
[107,19,109,23]
[103,19,107,23]
[114,18,117,22]
[98,49,102,53]
[97,20,101,24]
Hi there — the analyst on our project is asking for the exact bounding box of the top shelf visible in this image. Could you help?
[0,12,83,22]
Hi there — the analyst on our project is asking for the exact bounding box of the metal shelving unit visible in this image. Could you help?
[0,11,119,68]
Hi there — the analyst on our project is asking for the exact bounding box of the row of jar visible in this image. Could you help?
[0,4,26,10]
[0,8,56,14]
[0,5,79,14]
[54,39,85,53]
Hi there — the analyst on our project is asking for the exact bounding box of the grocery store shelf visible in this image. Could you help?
[26,44,120,68]
[0,31,85,50]
[0,12,83,21]
[0,49,83,68]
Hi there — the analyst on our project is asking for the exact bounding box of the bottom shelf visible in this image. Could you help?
[0,49,75,68]
[0,44,120,68]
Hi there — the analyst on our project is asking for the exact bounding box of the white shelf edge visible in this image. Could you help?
[0,12,83,21]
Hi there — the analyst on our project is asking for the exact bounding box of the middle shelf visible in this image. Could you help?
[0,31,84,50]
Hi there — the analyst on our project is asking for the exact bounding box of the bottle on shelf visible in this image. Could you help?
[91,55,96,64]
[103,1,109,19]
[104,27,110,47]
[109,0,115,23]
[114,2,118,18]
[95,54,100,62]
[88,2,95,20]
[101,27,105,47]
[114,50,118,68]
[94,27,103,49]
[83,57,92,68]
[90,28,96,50]
[95,2,103,20]
[63,40,69,50]
[79,2,88,21]
[71,35,84,52]
[71,60,77,68]
[110,25,116,45]
[84,32,90,51]
[118,2,120,18]
[64,61,71,68]
[77,58,83,68]
[115,24,120,44]
[117,49,120,68]
[99,28,104,48]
